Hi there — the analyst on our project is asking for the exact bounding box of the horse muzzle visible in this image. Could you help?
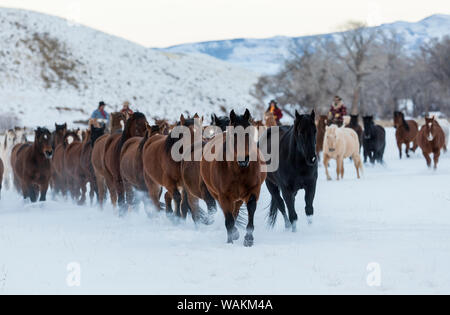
[306,155,317,166]
[238,160,250,168]
[328,148,335,152]
[44,150,53,159]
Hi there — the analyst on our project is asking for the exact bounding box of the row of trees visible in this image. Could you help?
[252,22,450,119]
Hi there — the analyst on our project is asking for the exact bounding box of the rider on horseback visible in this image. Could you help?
[328,96,347,127]
[91,101,110,125]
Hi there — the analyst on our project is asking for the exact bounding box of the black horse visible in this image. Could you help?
[362,116,386,164]
[259,110,318,232]
[346,115,363,149]
[211,114,230,132]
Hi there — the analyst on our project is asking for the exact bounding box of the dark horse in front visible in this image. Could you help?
[260,110,318,232]
[11,127,53,202]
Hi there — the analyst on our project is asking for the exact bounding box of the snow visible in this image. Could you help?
[0,8,259,129]
[1,128,449,294]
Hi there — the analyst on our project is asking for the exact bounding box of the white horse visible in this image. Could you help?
[0,129,18,190]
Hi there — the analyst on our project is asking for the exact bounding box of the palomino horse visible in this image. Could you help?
[323,125,363,181]
[143,114,202,218]
[417,117,446,169]
[120,124,160,213]
[261,110,318,230]
[362,116,386,164]
[316,115,328,160]
[345,115,363,149]
[201,109,266,246]
[264,111,277,127]
[393,111,419,159]
[80,125,105,205]
[1,129,19,190]
[94,112,148,213]
[11,128,53,202]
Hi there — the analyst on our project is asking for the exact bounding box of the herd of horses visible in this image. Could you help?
[0,109,449,246]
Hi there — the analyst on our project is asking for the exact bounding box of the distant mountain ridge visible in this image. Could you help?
[165,14,450,74]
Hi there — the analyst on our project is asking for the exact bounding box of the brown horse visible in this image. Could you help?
[109,112,126,134]
[143,114,202,218]
[120,124,160,214]
[102,112,148,214]
[11,128,53,202]
[200,109,266,247]
[51,129,78,197]
[345,115,363,149]
[417,117,446,169]
[316,115,328,159]
[155,119,171,135]
[393,111,419,159]
[80,124,106,205]
[64,130,87,203]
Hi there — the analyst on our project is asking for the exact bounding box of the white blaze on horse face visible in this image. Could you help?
[67,135,74,145]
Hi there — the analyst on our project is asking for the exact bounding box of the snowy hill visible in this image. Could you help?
[0,8,259,129]
[165,14,450,74]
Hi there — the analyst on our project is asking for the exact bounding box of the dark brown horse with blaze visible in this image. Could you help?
[200,109,266,247]
[101,112,148,214]
[120,124,160,214]
[11,128,53,202]
[393,111,419,159]
[143,114,202,219]
[417,117,446,169]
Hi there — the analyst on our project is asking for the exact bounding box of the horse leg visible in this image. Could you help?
[164,191,173,213]
[423,151,432,168]
[397,141,402,159]
[265,180,289,229]
[304,180,316,224]
[340,158,344,179]
[323,154,332,181]
[172,188,182,218]
[219,197,237,244]
[412,139,418,153]
[180,188,190,219]
[433,149,440,170]
[121,181,134,217]
[244,195,257,247]
[405,142,411,158]
[282,189,298,232]
[39,181,49,202]
[363,147,368,164]
[201,183,217,215]
[28,185,38,203]
[353,154,362,179]
[95,173,106,208]
[336,157,341,180]
[144,173,162,211]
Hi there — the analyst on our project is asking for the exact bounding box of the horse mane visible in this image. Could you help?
[401,113,410,132]
[138,130,150,152]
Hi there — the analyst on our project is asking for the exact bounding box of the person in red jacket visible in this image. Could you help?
[266,100,283,125]
[328,96,347,127]
[120,101,134,118]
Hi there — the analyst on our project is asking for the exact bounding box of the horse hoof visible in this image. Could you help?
[291,223,297,233]
[232,228,240,241]
[244,236,254,247]
[306,216,313,225]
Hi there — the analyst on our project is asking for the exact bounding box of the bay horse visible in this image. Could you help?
[11,127,53,202]
[64,130,88,203]
[393,111,419,159]
[103,112,148,214]
[51,123,67,149]
[143,114,202,219]
[260,110,318,231]
[201,109,266,246]
[417,117,446,169]
[91,112,128,208]
[345,115,363,149]
[323,125,363,181]
[120,124,160,214]
[180,113,235,221]
[362,116,386,164]
[80,124,105,205]
[316,115,328,159]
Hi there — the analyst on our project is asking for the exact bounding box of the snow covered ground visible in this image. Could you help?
[0,128,449,295]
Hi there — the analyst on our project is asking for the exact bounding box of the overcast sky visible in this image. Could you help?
[1,0,449,47]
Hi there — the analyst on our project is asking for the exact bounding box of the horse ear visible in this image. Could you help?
[310,109,315,121]
[211,114,215,124]
[244,109,251,121]
[230,110,236,124]
[295,110,301,120]
[63,123,67,129]
[193,113,200,119]
[180,114,186,125]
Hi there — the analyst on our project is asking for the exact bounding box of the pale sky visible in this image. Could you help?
[1,0,449,47]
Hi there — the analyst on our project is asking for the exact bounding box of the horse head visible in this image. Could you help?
[294,110,317,167]
[211,114,230,132]
[90,124,106,146]
[424,116,439,142]
[35,127,53,159]
[228,109,254,168]
[363,116,375,140]
[4,129,17,150]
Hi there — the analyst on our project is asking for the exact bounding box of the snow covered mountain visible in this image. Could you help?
[165,14,450,74]
[0,8,259,129]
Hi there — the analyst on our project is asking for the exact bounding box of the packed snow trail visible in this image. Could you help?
[0,129,449,294]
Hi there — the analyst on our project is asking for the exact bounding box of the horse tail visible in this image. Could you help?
[267,197,279,228]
